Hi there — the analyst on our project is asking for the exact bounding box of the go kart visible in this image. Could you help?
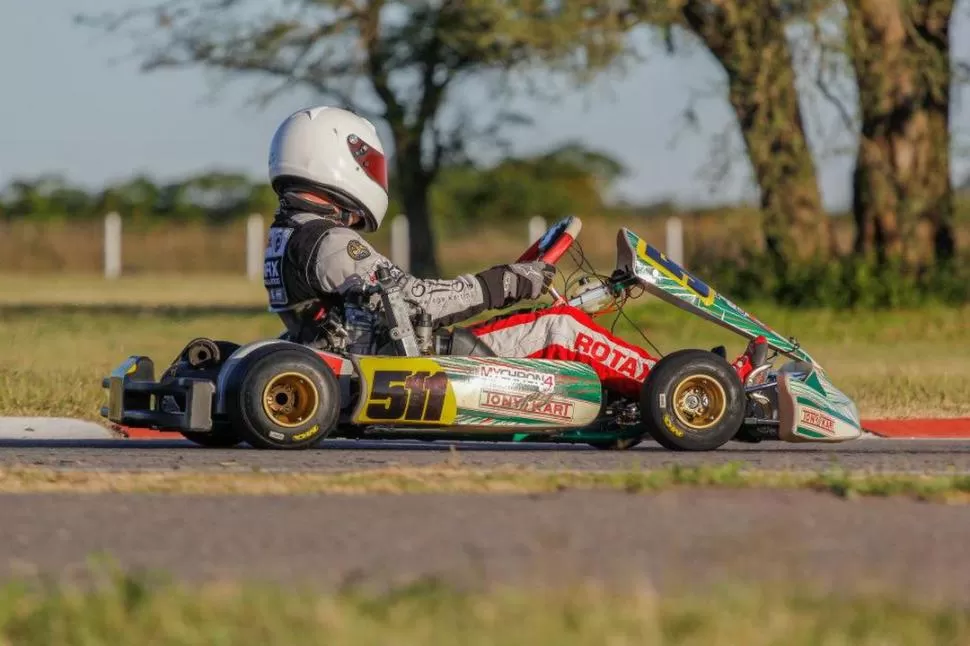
[100,216,862,451]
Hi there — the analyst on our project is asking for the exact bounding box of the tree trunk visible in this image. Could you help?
[847,0,955,265]
[394,143,440,278]
[684,0,831,264]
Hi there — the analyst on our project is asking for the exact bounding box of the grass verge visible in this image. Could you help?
[0,273,266,307]
[0,564,967,645]
[3,463,970,501]
[2,296,969,420]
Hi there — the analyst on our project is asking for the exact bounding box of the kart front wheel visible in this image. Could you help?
[224,348,340,450]
[639,349,744,451]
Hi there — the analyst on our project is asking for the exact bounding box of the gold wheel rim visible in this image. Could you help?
[261,372,320,428]
[672,374,726,431]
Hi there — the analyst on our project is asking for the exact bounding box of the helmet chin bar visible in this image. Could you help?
[273,176,379,232]
[313,187,376,232]
[344,209,369,229]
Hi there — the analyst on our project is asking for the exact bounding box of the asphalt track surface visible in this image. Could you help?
[0,437,968,473]
[2,489,969,603]
[2,438,969,603]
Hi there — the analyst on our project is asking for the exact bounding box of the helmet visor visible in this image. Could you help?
[346,134,388,193]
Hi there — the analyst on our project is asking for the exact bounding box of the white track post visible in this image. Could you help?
[665,216,684,264]
[103,212,122,279]
[246,213,264,281]
[528,215,547,244]
[391,214,410,272]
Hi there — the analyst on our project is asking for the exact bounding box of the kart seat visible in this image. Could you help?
[436,327,497,357]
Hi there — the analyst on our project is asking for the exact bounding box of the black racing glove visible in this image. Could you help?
[476,261,556,309]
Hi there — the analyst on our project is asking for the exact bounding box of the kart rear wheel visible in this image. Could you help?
[639,349,744,451]
[160,343,244,448]
[224,348,340,450]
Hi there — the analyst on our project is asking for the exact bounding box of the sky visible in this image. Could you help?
[3,0,970,212]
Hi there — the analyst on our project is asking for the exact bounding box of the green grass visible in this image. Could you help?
[2,463,970,502]
[0,275,967,421]
[613,300,970,419]
[0,273,266,306]
[0,566,966,645]
[0,309,280,422]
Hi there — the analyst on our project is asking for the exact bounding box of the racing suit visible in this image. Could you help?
[263,207,657,400]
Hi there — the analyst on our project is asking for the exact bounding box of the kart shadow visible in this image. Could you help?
[0,438,672,452]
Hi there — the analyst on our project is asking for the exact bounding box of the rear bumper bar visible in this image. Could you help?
[100,356,216,432]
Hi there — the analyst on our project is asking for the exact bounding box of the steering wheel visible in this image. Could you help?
[516,215,583,304]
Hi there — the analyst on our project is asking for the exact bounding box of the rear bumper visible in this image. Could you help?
[100,356,216,433]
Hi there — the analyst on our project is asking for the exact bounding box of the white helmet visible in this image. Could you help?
[268,106,389,232]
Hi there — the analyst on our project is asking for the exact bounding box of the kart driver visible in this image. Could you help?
[263,106,762,400]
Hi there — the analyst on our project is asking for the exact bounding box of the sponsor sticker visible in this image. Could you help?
[292,425,320,442]
[799,407,836,435]
[663,413,684,437]
[479,390,574,421]
[263,227,294,307]
[574,333,653,381]
[347,239,372,261]
[478,365,556,393]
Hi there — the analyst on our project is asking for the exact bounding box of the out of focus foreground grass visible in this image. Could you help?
[0,569,966,646]
[0,274,967,420]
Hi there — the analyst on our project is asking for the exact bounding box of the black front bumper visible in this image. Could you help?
[100,356,216,432]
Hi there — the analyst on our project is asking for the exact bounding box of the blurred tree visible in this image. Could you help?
[76,0,632,276]
[603,0,834,266]
[247,184,282,221]
[101,175,162,221]
[0,142,625,229]
[844,0,956,265]
[681,0,834,264]
[432,141,627,229]
[571,0,962,268]
[3,175,95,221]
[170,172,256,223]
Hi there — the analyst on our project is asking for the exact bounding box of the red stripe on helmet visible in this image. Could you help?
[347,134,388,193]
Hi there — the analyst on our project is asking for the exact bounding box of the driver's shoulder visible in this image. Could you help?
[315,226,378,263]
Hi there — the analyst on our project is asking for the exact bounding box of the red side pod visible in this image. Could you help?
[315,350,350,376]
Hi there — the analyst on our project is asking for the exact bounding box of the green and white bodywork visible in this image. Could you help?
[349,355,604,431]
[615,228,862,443]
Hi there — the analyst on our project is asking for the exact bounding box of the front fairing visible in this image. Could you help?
[774,362,862,442]
[614,228,862,442]
[614,228,815,365]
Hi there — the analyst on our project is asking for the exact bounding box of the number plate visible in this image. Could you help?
[353,358,458,425]
[350,356,603,429]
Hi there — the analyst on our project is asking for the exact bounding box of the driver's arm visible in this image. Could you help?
[313,229,554,326]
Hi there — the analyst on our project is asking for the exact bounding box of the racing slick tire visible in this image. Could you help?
[639,349,744,451]
[223,347,340,450]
